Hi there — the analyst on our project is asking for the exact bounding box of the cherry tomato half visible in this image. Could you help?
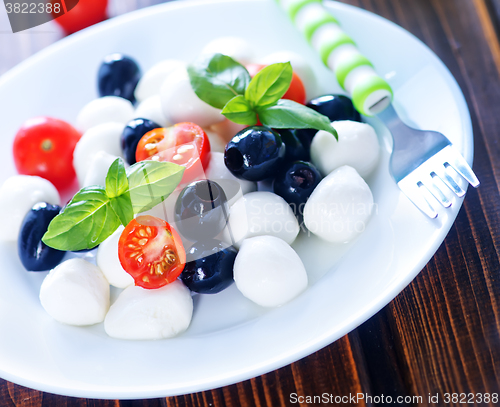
[13,117,81,191]
[246,63,306,105]
[118,216,186,289]
[51,0,108,35]
[135,122,211,184]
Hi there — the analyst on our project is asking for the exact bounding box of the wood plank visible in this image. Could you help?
[119,400,161,407]
[334,0,500,403]
[369,0,500,402]
[0,379,123,407]
[159,335,370,407]
[475,0,500,77]
[0,380,16,407]
[486,0,500,39]
[353,310,411,405]
[6,382,43,407]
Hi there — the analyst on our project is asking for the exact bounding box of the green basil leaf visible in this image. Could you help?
[105,158,128,198]
[221,95,258,125]
[127,160,185,213]
[188,53,251,109]
[110,192,134,226]
[42,186,121,251]
[257,99,338,139]
[245,62,293,108]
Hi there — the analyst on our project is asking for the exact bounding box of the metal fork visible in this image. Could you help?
[378,103,479,218]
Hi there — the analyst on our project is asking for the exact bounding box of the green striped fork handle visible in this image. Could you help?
[276,0,393,117]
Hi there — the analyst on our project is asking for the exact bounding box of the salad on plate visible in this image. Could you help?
[0,36,381,341]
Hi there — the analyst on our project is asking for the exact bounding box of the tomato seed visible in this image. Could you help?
[155,264,163,275]
[41,139,53,151]
[165,250,176,265]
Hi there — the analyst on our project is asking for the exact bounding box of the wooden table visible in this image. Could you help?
[1,0,499,405]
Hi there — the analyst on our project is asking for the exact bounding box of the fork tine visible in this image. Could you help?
[398,179,438,218]
[444,146,480,187]
[431,168,466,197]
[422,176,452,208]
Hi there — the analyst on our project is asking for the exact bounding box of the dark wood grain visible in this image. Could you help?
[1,0,500,405]
[486,0,500,53]
[345,0,500,404]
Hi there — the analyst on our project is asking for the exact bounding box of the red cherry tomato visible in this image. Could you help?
[13,117,81,191]
[135,122,211,184]
[51,0,108,35]
[246,63,307,105]
[118,216,186,289]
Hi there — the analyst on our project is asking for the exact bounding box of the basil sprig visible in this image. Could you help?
[221,95,256,125]
[42,159,184,251]
[188,53,251,109]
[188,53,337,138]
[127,160,185,213]
[42,186,123,252]
[245,62,292,108]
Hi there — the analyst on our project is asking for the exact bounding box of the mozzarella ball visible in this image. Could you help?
[134,59,187,103]
[39,258,110,326]
[76,96,134,132]
[206,152,257,206]
[258,51,317,98]
[234,235,307,307]
[104,280,193,340]
[201,37,256,65]
[83,151,121,188]
[209,119,247,144]
[310,121,380,178]
[134,95,170,127]
[0,175,60,241]
[222,191,299,248]
[303,165,374,243]
[160,67,225,127]
[203,128,226,153]
[73,122,124,186]
[96,225,134,288]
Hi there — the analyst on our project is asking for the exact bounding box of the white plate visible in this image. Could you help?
[0,0,473,399]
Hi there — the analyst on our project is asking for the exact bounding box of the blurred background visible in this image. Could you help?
[0,0,170,75]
